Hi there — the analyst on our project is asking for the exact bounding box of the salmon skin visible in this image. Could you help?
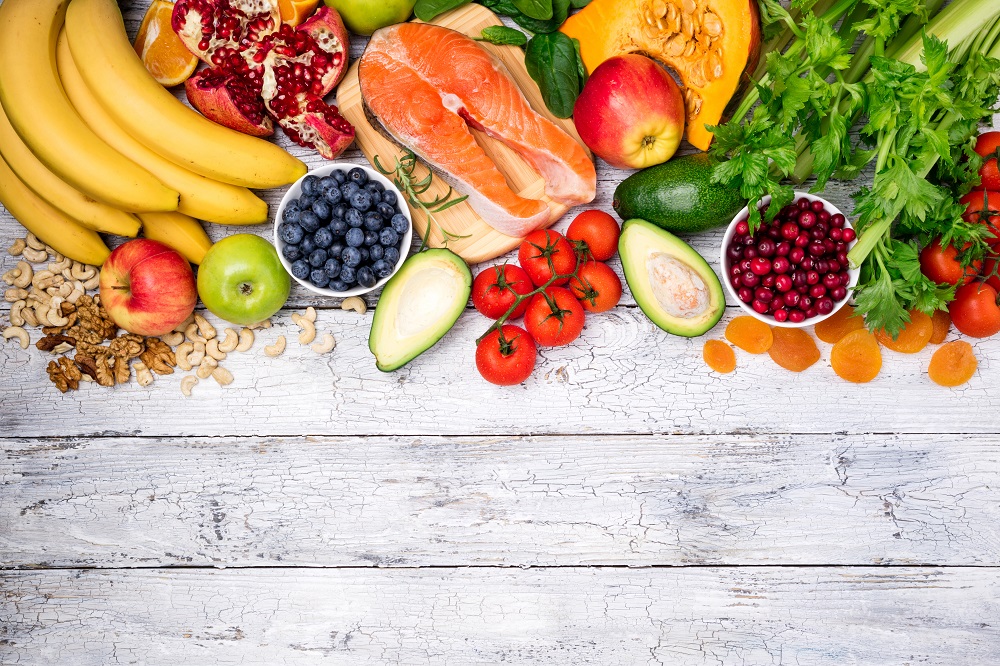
[359,23,596,238]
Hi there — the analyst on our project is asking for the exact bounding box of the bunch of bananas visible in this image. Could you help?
[0,0,308,266]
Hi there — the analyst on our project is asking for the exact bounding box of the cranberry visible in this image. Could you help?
[801,257,814,270]
[827,260,841,273]
[805,307,818,319]
[742,272,760,288]
[752,299,769,314]
[769,299,782,313]
[830,228,843,241]
[789,248,805,264]
[808,242,826,257]
[795,233,811,248]
[757,239,776,257]
[784,291,801,307]
[775,274,793,292]
[841,273,852,286]
[822,273,841,289]
[817,298,835,315]
[818,210,830,222]
[771,295,785,309]
[810,284,827,298]
[810,199,825,212]
[761,274,776,288]
[799,211,817,229]
[755,288,773,303]
[776,241,791,256]
[767,227,782,241]
[772,256,791,274]
[823,239,837,253]
[792,271,807,288]
[842,228,856,242]
[773,308,789,323]
[837,252,849,265]
[730,265,742,278]
[806,271,820,285]
[815,260,829,273]
[738,287,753,303]
[744,247,758,259]
[730,276,741,289]
[811,228,826,241]
[789,310,806,323]
[750,257,772,275]
[739,259,753,272]
[831,213,846,228]
[780,205,798,218]
[798,198,811,210]
[727,244,743,260]
[735,220,750,236]
[800,296,813,310]
[780,222,800,240]
[736,234,752,246]
[830,286,847,301]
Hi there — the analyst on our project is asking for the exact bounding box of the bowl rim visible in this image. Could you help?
[719,192,860,329]
[273,161,413,298]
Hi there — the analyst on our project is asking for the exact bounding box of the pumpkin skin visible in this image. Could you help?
[561,0,761,151]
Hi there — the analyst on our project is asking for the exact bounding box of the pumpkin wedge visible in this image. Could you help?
[562,0,761,151]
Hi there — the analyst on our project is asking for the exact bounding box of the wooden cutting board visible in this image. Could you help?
[336,4,591,265]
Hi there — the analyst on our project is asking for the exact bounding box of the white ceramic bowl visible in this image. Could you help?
[273,162,412,297]
[720,192,860,328]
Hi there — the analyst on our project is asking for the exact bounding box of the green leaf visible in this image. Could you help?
[569,0,591,7]
[513,0,553,20]
[413,0,471,21]
[482,0,569,32]
[524,32,581,118]
[477,25,528,46]
[853,252,910,337]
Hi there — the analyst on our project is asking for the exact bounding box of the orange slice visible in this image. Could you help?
[134,0,199,87]
[278,0,321,27]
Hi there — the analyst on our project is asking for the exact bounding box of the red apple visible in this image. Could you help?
[573,54,686,170]
[99,239,197,336]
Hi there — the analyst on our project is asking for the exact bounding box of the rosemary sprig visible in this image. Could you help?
[373,151,471,252]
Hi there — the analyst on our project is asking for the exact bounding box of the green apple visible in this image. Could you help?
[197,234,291,326]
[324,0,416,35]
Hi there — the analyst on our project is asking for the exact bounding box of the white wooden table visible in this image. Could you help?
[2,5,1000,663]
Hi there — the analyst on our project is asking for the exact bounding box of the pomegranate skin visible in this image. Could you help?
[185,70,274,137]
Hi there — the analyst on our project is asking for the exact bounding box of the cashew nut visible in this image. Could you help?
[66,287,85,305]
[61,267,73,280]
[51,342,74,354]
[55,282,72,299]
[173,314,195,332]
[180,375,198,397]
[21,247,47,263]
[48,250,64,264]
[160,331,185,347]
[185,322,206,344]
[70,262,97,281]
[82,274,100,291]
[12,262,31,289]
[8,238,26,256]
[33,303,50,327]
[263,335,286,357]
[47,297,69,327]
[2,268,19,286]
[235,328,254,352]
[291,313,316,345]
[4,287,28,302]
[3,326,29,349]
[196,356,218,379]
[216,328,239,353]
[311,333,336,354]
[175,342,194,371]
[186,348,206,368]
[48,256,71,274]
[205,338,227,362]
[195,314,216,340]
[303,306,317,323]
[341,296,367,315]
[9,300,26,327]
[248,319,272,329]
[25,233,44,251]
[212,366,234,386]
[20,307,38,327]
[134,360,154,387]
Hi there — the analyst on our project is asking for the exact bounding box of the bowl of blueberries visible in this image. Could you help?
[274,163,412,296]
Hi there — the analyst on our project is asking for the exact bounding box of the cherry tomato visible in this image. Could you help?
[950,282,1000,338]
[919,238,981,286]
[566,210,621,261]
[476,325,537,385]
[524,286,585,346]
[471,264,534,320]
[518,230,577,286]
[569,261,623,312]
[974,131,1000,191]
[961,190,1000,244]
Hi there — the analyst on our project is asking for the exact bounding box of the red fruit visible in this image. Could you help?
[518,230,577,286]
[950,282,1000,338]
[476,325,537,386]
[973,131,1000,191]
[172,0,354,158]
[919,238,981,286]
[961,190,1000,243]
[566,210,620,261]
[472,264,534,320]
[568,261,622,312]
[524,287,585,347]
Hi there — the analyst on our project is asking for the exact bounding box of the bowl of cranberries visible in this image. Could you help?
[720,193,859,327]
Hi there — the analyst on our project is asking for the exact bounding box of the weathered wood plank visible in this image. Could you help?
[3,434,998,568]
[3,567,998,665]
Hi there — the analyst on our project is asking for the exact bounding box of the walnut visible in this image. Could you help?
[109,333,145,360]
[92,353,115,387]
[75,340,109,357]
[36,334,76,353]
[72,295,117,341]
[140,337,176,375]
[112,354,131,385]
[75,355,98,381]
[46,357,81,393]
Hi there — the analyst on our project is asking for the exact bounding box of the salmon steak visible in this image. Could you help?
[359,23,596,238]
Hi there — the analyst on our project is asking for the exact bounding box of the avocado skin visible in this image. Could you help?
[618,219,725,337]
[369,248,472,372]
[612,154,746,234]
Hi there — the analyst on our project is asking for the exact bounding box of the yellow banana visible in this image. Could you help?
[0,153,111,266]
[0,0,179,213]
[0,100,140,237]
[65,0,307,189]
[56,33,269,226]
[138,212,213,265]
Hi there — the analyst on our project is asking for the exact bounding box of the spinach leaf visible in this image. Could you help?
[477,26,528,46]
[481,0,569,33]
[513,0,553,20]
[569,0,591,7]
[524,32,581,118]
[413,0,471,22]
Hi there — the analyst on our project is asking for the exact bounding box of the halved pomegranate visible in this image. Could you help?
[172,0,354,159]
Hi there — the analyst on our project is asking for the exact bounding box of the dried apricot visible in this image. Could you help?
[928,341,977,387]
[767,328,820,372]
[874,310,933,353]
[703,340,736,373]
[725,316,773,354]
[831,330,882,383]
[814,304,865,343]
[929,309,951,344]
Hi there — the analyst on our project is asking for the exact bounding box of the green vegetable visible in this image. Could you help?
[524,32,583,118]
[481,0,569,33]
[512,0,552,20]
[413,0,470,21]
[476,25,527,46]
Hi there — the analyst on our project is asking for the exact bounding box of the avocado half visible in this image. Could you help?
[369,248,472,372]
[619,219,725,337]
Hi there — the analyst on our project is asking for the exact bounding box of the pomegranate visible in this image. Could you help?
[172,0,354,159]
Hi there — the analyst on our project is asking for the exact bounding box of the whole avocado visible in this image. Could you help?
[612,154,746,234]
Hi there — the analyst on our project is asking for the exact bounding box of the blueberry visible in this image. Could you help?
[313,227,333,248]
[341,182,360,199]
[375,261,395,279]
[282,244,302,262]
[319,176,338,194]
[298,194,315,209]
[376,202,396,219]
[368,190,383,206]
[330,218,349,236]
[369,244,384,262]
[350,190,373,212]
[358,247,370,264]
[390,213,410,235]
[365,180,385,193]
[300,236,316,255]
[381,190,398,207]
[328,280,348,292]
[364,212,383,232]
[308,249,328,267]
[348,167,368,185]
[285,199,301,212]
[328,242,345,259]
[359,230,376,247]
[332,170,347,184]
[383,246,401,265]
[300,210,321,232]
[339,265,357,284]
[301,175,319,197]
[290,259,310,280]
[310,269,330,289]
[357,266,377,289]
[312,200,331,220]
[323,187,343,205]
[345,227,364,247]
[345,208,364,228]
[341,246,361,267]
[332,203,349,220]
[372,259,388,275]
[379,228,399,247]
[279,222,304,245]
[282,206,301,224]
[324,257,342,279]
